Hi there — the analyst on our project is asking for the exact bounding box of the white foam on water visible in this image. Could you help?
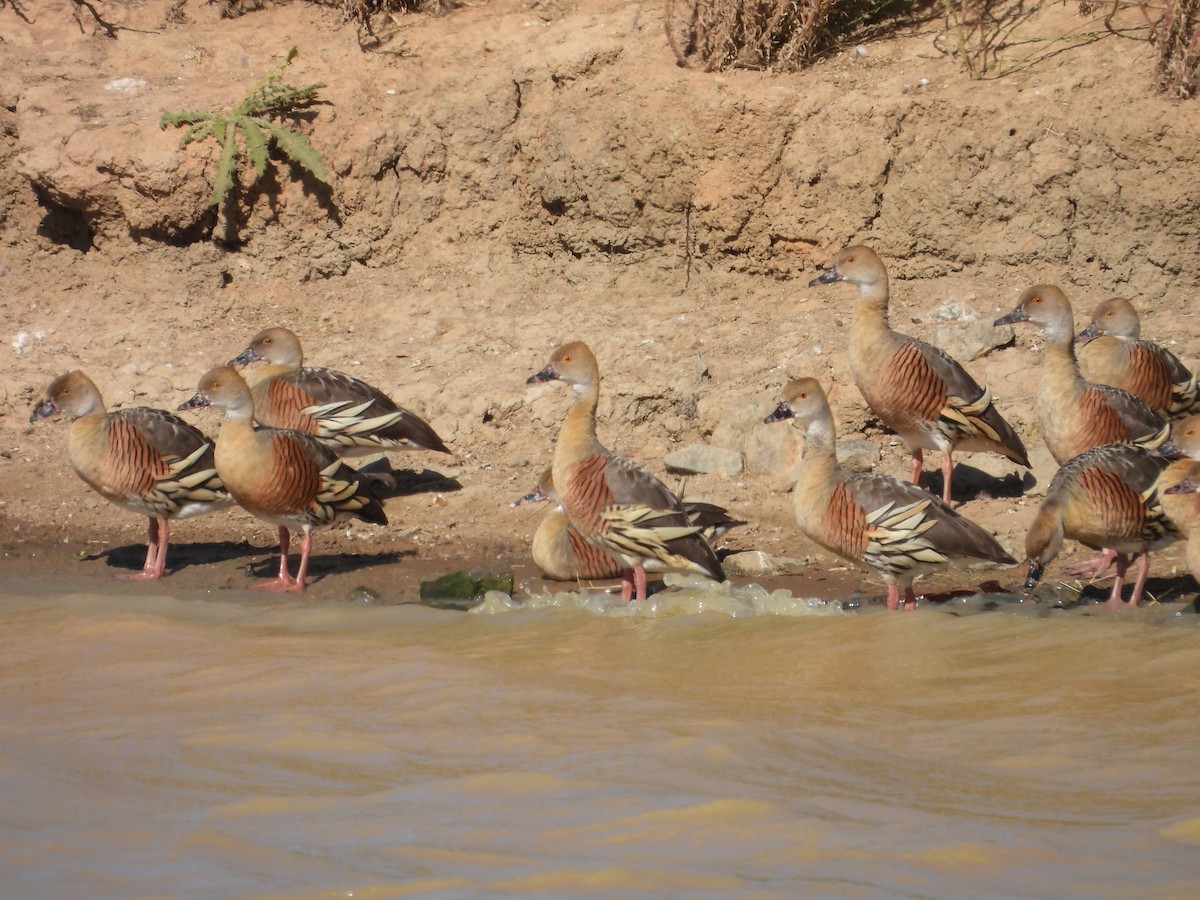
[473,572,846,618]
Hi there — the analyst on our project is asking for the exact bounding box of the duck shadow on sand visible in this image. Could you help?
[92,539,252,576]
[94,540,413,583]
[1064,574,1200,612]
[925,464,1035,504]
[355,461,463,501]
[239,548,413,585]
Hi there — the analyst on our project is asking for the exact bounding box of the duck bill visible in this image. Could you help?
[763,403,794,424]
[178,391,211,411]
[28,399,59,423]
[994,307,1029,327]
[1023,560,1044,592]
[228,347,261,367]
[527,365,558,384]
[1165,477,1198,495]
[808,268,841,288]
[512,487,549,507]
[1148,439,1182,459]
[1075,323,1102,344]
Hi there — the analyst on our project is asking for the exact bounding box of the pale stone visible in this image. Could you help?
[743,422,801,477]
[708,400,769,454]
[723,550,813,577]
[933,319,1015,362]
[1022,444,1061,497]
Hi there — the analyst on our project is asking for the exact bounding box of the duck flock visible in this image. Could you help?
[29,245,1200,608]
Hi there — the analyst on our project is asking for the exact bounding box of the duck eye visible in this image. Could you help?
[845,256,855,264]
[562,355,572,363]
[1104,311,1113,317]
[1032,297,1042,304]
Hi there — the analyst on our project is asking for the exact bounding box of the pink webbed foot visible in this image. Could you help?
[1103,553,1129,608]
[116,518,169,580]
[1105,552,1151,609]
[1065,548,1119,581]
[884,585,919,611]
[252,527,306,592]
[1126,552,1151,608]
[116,570,165,582]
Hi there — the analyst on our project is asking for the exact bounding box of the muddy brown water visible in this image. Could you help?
[2,562,1200,897]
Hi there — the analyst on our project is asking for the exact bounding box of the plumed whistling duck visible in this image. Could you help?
[809,245,1029,504]
[180,366,387,592]
[764,377,1014,611]
[995,285,1170,465]
[1157,416,1200,561]
[1023,442,1180,607]
[527,342,724,601]
[1164,469,1200,595]
[30,370,232,579]
[229,326,450,458]
[1076,297,1197,419]
[515,466,742,582]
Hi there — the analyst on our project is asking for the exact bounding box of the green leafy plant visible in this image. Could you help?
[160,47,328,209]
